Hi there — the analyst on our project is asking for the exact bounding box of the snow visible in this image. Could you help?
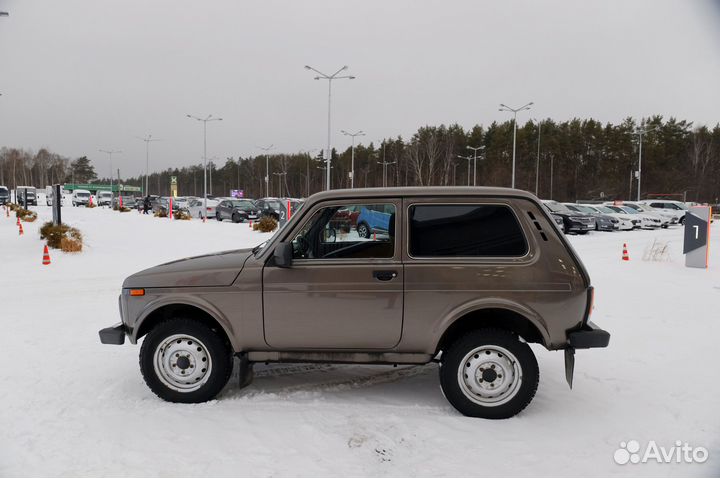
[1,205,718,477]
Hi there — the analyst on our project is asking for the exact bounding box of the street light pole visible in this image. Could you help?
[187,114,223,220]
[99,149,121,198]
[466,145,485,186]
[457,155,474,186]
[499,102,533,189]
[137,135,160,196]
[531,119,542,196]
[629,124,657,202]
[258,145,274,197]
[305,65,356,191]
[341,130,365,188]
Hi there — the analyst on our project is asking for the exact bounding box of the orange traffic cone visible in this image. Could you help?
[18,222,24,236]
[249,220,253,229]
[373,232,377,241]
[42,245,51,265]
[16,216,20,226]
[622,243,630,261]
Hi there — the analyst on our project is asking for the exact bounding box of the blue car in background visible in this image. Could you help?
[356,205,393,238]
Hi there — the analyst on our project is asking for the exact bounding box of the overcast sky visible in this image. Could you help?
[1,0,719,178]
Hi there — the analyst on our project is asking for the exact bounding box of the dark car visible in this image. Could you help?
[542,200,595,234]
[254,197,285,220]
[0,186,9,205]
[564,203,617,231]
[216,199,259,223]
[112,195,137,209]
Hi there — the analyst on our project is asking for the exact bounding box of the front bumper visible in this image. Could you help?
[99,323,126,345]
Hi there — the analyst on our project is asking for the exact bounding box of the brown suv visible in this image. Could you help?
[100,187,609,419]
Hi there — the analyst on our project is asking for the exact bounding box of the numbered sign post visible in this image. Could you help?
[277,201,289,228]
[683,206,711,269]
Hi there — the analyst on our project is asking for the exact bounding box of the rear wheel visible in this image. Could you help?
[139,318,233,403]
[439,329,539,419]
[357,222,370,238]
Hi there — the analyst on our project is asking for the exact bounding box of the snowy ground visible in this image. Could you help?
[0,205,718,477]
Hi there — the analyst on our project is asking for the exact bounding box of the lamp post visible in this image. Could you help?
[341,130,365,188]
[186,114,222,220]
[457,155,474,186]
[137,135,160,196]
[375,141,395,187]
[272,172,287,197]
[466,145,485,186]
[531,119,542,196]
[629,124,658,202]
[305,65,356,191]
[99,149,121,198]
[257,145,274,197]
[499,102,533,188]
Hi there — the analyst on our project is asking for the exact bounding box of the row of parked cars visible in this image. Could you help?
[123,195,305,222]
[542,199,689,234]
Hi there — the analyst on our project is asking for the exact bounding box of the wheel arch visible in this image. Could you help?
[435,306,549,355]
[133,302,236,351]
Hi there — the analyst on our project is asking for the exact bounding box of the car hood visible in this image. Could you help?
[122,248,253,288]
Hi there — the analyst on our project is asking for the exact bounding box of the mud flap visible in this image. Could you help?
[238,354,254,389]
[565,347,575,389]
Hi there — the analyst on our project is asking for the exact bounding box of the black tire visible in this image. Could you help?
[216,213,222,221]
[357,222,370,238]
[139,318,233,403]
[439,328,539,419]
[232,212,242,223]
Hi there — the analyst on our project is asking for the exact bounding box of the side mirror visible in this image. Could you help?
[274,242,293,268]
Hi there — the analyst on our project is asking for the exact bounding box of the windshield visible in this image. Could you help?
[620,207,638,214]
[595,206,615,214]
[543,201,570,213]
[574,205,596,214]
[232,200,254,208]
[76,192,90,198]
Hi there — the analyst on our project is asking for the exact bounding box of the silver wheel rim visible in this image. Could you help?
[457,345,522,407]
[153,334,213,393]
[359,224,368,237]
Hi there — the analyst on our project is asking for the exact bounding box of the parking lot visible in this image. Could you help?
[1,204,718,477]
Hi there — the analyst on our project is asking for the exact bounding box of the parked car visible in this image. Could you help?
[185,198,219,219]
[100,186,609,419]
[96,191,113,206]
[216,199,260,223]
[617,201,673,228]
[254,197,285,220]
[640,200,687,224]
[112,195,137,209]
[355,204,394,238]
[541,200,595,234]
[581,205,635,230]
[71,189,92,206]
[564,203,617,231]
[16,186,37,206]
[606,205,661,229]
[0,186,10,205]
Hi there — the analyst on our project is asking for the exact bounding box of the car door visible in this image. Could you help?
[262,199,404,349]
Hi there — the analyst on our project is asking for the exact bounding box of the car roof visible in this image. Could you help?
[307,187,537,203]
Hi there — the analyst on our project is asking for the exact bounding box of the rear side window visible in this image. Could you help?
[409,204,527,257]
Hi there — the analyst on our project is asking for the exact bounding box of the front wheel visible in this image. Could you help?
[232,212,242,223]
[139,318,233,403]
[439,329,539,419]
[357,222,370,238]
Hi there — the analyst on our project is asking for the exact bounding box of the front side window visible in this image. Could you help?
[291,203,395,260]
[409,204,527,257]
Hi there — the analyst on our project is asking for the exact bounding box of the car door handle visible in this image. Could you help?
[373,270,398,281]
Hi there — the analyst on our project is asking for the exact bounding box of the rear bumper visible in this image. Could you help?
[568,321,610,349]
[99,323,126,345]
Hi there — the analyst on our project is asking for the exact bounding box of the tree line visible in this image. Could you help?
[2,116,719,203]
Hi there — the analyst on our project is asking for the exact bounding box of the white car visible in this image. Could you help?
[71,189,92,207]
[580,204,635,230]
[96,191,113,206]
[185,198,219,219]
[641,200,687,224]
[620,201,673,228]
[607,205,660,229]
